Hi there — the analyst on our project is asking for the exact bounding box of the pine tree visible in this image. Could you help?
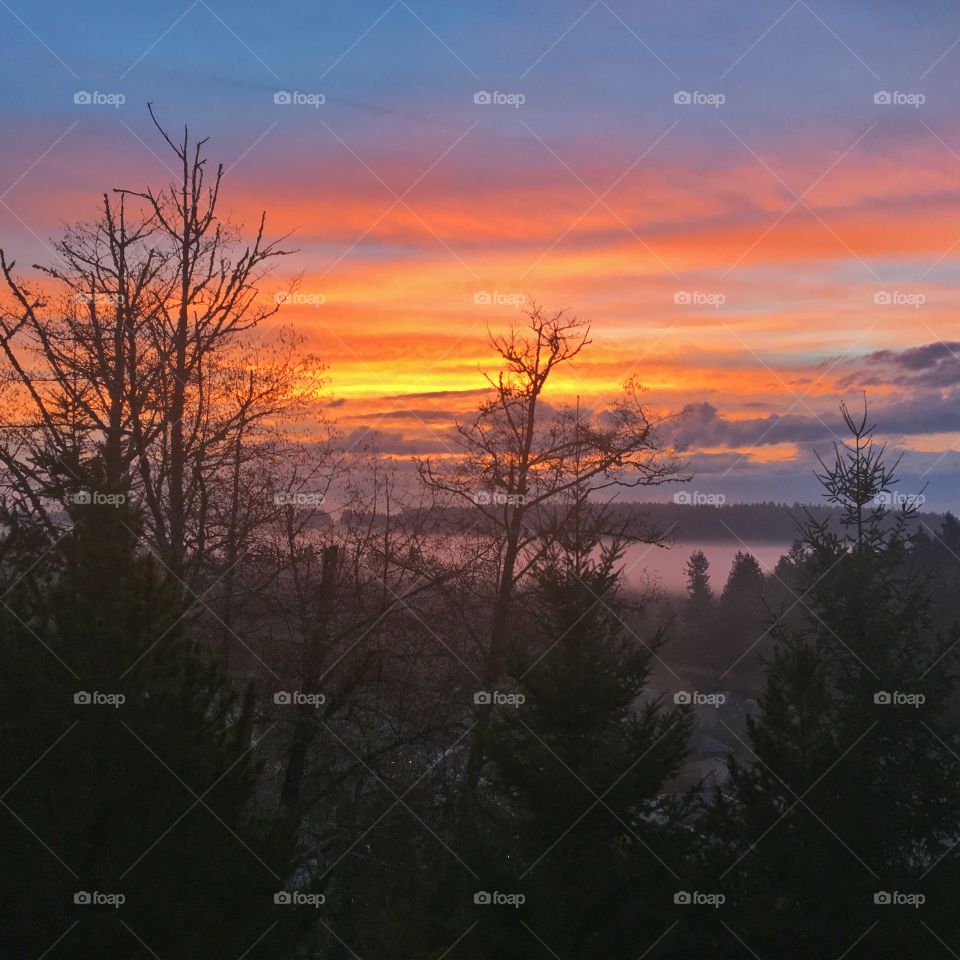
[1,479,306,958]
[719,551,764,611]
[684,549,714,613]
[701,402,960,958]
[717,550,767,675]
[478,533,693,959]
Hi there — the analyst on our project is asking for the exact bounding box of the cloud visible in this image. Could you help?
[670,379,960,452]
[340,427,458,456]
[340,408,461,423]
[849,341,960,388]
[670,403,835,450]
[378,388,491,402]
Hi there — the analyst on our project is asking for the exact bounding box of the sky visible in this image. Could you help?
[1,0,959,508]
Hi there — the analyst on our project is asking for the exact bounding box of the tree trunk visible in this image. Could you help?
[281,544,339,815]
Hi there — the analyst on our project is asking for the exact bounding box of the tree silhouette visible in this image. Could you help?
[418,304,685,804]
[684,548,713,612]
[480,530,692,959]
[703,400,960,958]
[0,471,304,959]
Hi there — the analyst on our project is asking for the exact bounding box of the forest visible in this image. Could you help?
[2,117,960,960]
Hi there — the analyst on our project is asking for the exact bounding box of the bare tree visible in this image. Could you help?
[118,104,311,580]
[0,107,324,598]
[247,450,474,837]
[0,193,167,522]
[418,304,687,799]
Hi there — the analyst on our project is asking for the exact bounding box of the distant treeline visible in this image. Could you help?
[604,500,947,541]
[342,500,948,542]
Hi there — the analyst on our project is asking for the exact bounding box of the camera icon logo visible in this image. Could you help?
[274,91,292,105]
[673,290,692,304]
[674,91,692,105]
[474,691,492,705]
[674,891,691,905]
[274,691,292,705]
[874,291,892,305]
[874,91,892,105]
[74,691,92,705]
[473,91,492,105]
[74,91,92,105]
[874,891,891,904]
[474,891,492,904]
[274,891,292,905]
[73,490,92,504]
[874,691,891,705]
[74,891,92,904]
[473,291,492,305]
[673,691,692,705]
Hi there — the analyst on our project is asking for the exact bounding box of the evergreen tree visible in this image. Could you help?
[771,540,809,592]
[1,479,306,958]
[684,549,713,613]
[719,550,764,611]
[701,402,960,958]
[478,533,693,959]
[764,540,811,642]
[717,550,767,675]
[911,512,960,649]
[941,512,960,553]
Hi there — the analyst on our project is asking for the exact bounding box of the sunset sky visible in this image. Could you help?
[2,0,959,507]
